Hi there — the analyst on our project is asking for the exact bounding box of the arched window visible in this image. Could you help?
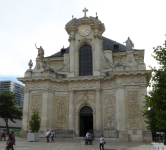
[79,44,93,76]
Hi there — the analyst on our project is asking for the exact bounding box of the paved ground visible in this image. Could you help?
[0,137,165,150]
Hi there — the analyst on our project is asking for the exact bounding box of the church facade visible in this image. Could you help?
[18,9,151,142]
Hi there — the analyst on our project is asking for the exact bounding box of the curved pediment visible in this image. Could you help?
[65,16,102,28]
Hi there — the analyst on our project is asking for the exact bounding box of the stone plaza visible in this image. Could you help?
[0,137,163,150]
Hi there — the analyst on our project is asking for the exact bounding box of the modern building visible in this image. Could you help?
[0,80,24,107]
[18,9,151,142]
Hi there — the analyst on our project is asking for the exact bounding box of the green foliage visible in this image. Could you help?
[0,90,22,134]
[29,109,41,133]
[142,42,166,133]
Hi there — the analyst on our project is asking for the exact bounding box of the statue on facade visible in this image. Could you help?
[124,37,134,51]
[28,59,33,70]
[35,44,44,59]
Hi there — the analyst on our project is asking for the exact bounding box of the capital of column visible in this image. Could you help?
[68,35,75,42]
[115,85,125,91]
[24,90,30,94]
[95,88,101,92]
[93,33,102,39]
[69,90,75,94]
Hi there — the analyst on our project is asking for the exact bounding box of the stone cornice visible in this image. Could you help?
[65,26,77,35]
[104,70,152,80]
[17,70,151,84]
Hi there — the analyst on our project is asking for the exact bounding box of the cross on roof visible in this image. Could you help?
[83,7,88,17]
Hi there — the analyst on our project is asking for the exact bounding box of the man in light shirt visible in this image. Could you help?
[46,130,50,143]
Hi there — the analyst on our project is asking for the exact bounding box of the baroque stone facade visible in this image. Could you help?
[18,9,152,141]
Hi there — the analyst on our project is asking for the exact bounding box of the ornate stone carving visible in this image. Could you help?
[54,97,68,129]
[71,81,97,90]
[28,60,33,70]
[30,95,42,119]
[104,95,116,129]
[78,38,92,43]
[68,35,75,42]
[31,95,42,110]
[93,33,102,39]
[76,91,94,104]
[127,91,140,129]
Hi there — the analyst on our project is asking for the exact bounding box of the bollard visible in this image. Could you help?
[81,141,82,145]
[83,141,85,145]
[162,147,164,150]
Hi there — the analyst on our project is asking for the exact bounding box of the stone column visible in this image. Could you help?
[68,35,75,77]
[116,86,128,141]
[19,90,30,137]
[95,89,102,130]
[140,85,147,130]
[94,36,101,76]
[116,86,126,131]
[74,112,79,137]
[69,90,75,131]
[40,90,49,136]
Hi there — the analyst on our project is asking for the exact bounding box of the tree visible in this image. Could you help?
[29,109,41,133]
[0,90,22,135]
[142,42,166,143]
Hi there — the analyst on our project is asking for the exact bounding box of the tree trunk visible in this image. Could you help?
[4,118,9,135]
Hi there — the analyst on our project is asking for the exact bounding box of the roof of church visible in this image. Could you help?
[46,36,142,58]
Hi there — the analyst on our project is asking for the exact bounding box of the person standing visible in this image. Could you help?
[5,133,13,150]
[46,130,50,143]
[51,130,54,143]
[99,134,104,150]
[10,131,15,150]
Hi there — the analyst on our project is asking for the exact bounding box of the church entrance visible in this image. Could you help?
[79,106,93,137]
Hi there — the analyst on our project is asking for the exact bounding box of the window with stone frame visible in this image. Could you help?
[79,44,93,76]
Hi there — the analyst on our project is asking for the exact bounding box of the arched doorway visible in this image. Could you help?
[79,106,93,136]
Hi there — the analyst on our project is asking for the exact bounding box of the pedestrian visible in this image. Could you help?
[99,134,105,150]
[1,132,6,141]
[10,131,15,150]
[51,130,54,143]
[5,133,13,150]
[46,130,50,143]
[3,132,6,141]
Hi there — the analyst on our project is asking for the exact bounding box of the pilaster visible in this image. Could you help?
[115,86,126,131]
[19,90,30,137]
[95,89,102,130]
[69,90,75,131]
[40,90,49,132]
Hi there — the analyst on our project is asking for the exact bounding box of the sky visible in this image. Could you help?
[0,0,166,85]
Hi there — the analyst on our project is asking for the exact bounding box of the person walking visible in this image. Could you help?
[10,131,15,150]
[46,130,50,143]
[5,133,13,150]
[99,134,105,150]
[51,130,54,143]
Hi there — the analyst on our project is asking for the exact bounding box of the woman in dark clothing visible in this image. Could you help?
[5,133,13,150]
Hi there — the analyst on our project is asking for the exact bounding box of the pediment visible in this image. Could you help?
[65,16,102,28]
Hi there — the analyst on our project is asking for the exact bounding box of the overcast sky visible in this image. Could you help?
[0,0,166,84]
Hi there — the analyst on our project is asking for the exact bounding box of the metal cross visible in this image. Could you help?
[83,7,88,17]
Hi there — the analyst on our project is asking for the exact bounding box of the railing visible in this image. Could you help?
[93,130,119,138]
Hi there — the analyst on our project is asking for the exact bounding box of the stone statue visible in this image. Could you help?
[35,44,44,59]
[124,37,134,51]
[28,59,33,70]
